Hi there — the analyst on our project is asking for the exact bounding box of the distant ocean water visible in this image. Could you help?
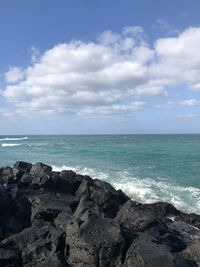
[0,134,200,214]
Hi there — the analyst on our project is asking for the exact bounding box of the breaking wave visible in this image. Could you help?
[1,143,22,147]
[52,164,200,214]
[0,137,28,141]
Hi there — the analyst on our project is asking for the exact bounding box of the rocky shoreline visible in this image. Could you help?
[0,161,199,267]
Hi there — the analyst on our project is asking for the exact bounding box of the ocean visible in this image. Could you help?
[0,134,200,214]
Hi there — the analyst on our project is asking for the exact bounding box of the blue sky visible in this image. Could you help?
[1,0,200,134]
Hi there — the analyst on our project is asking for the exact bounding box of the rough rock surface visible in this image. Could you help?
[0,161,199,267]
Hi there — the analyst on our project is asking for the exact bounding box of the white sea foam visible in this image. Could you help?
[1,143,22,147]
[112,171,200,214]
[52,165,109,180]
[52,165,200,214]
[0,137,28,141]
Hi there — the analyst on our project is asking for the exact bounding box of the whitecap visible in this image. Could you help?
[112,172,200,214]
[0,137,28,141]
[1,143,22,147]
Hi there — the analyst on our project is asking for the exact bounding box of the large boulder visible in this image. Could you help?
[123,233,174,267]
[115,200,155,231]
[28,192,74,223]
[76,177,129,218]
[0,224,66,267]
[29,162,53,188]
[55,171,83,194]
[0,162,32,189]
[0,167,21,188]
[66,208,125,266]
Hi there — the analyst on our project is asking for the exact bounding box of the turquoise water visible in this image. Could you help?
[0,135,200,214]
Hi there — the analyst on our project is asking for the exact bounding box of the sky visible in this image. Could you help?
[1,0,200,134]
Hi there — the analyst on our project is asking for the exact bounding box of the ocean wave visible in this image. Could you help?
[0,137,28,141]
[1,143,22,147]
[52,164,200,214]
[113,177,200,214]
[52,165,109,180]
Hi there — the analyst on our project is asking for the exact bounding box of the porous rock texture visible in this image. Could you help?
[0,161,199,267]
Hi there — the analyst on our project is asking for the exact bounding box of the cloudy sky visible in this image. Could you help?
[1,0,200,134]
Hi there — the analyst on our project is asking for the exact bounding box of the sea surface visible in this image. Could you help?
[0,135,200,214]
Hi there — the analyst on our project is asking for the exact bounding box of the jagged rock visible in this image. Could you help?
[0,166,22,188]
[0,161,199,266]
[29,192,74,222]
[19,173,34,187]
[76,177,129,218]
[142,202,180,217]
[66,209,125,266]
[115,200,155,231]
[29,163,53,188]
[30,162,52,175]
[14,161,32,174]
[90,179,129,218]
[55,171,83,194]
[0,224,66,267]
[123,233,174,267]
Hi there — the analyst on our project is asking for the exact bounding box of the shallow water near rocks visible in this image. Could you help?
[0,134,200,214]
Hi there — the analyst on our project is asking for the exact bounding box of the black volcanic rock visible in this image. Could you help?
[123,233,175,267]
[0,161,199,267]
[115,200,155,231]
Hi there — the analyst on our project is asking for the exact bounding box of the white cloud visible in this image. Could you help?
[152,19,180,36]
[153,27,200,90]
[78,101,146,116]
[4,67,24,83]
[181,99,200,107]
[155,101,175,109]
[2,26,200,117]
[30,47,41,63]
